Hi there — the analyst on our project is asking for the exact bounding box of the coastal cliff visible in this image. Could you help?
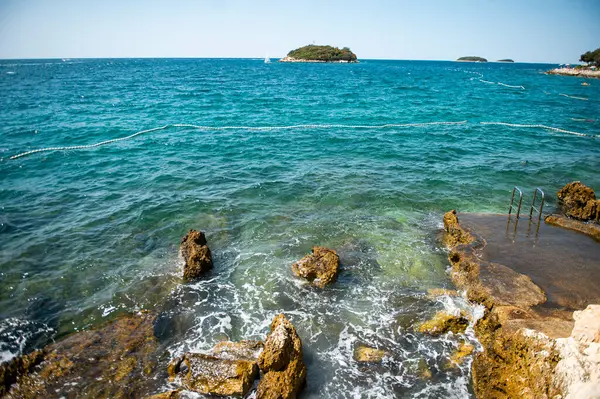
[279,45,358,63]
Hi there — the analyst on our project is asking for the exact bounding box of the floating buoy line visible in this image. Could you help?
[7,120,598,160]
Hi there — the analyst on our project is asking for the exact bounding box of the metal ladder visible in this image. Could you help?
[507,186,545,240]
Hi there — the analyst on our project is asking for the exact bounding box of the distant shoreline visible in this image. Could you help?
[547,67,600,79]
[279,56,358,63]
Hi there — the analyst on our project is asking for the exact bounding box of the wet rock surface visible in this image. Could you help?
[168,352,258,397]
[1,312,160,399]
[180,229,213,280]
[167,340,263,397]
[545,213,600,242]
[257,314,306,399]
[291,246,340,288]
[417,311,469,336]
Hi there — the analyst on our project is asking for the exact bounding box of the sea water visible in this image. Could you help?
[1,59,599,397]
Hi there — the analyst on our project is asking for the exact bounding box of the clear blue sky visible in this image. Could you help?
[0,0,598,63]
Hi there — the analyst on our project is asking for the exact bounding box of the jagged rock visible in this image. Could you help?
[417,311,469,336]
[557,181,597,221]
[257,314,306,399]
[2,312,159,398]
[180,230,213,280]
[353,345,386,363]
[291,246,339,288]
[168,353,258,397]
[443,210,474,247]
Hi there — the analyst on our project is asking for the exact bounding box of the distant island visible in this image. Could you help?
[279,45,358,63]
[456,56,487,62]
[497,59,514,63]
[547,46,600,79]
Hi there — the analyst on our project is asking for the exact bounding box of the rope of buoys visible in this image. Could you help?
[559,93,588,101]
[479,122,598,138]
[9,121,467,160]
[497,82,525,90]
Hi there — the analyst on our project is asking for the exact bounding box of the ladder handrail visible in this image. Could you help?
[529,187,545,224]
[508,186,523,219]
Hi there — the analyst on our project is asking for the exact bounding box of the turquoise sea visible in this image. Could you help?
[1,59,599,397]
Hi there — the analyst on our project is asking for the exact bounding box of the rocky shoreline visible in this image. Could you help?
[441,181,600,397]
[547,67,600,79]
[2,182,599,398]
[279,56,358,63]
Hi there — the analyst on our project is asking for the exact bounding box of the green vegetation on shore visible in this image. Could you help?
[456,56,487,62]
[580,47,600,67]
[287,45,357,62]
[497,59,514,63]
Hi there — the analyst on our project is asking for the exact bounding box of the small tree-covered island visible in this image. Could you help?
[456,56,488,62]
[279,45,358,63]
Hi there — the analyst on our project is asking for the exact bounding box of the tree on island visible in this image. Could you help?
[287,45,357,62]
[580,47,600,67]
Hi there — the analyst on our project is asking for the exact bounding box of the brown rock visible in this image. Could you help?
[168,353,258,397]
[443,210,474,247]
[353,345,386,363]
[180,229,213,280]
[557,181,597,221]
[291,246,340,288]
[545,214,600,242]
[478,262,546,308]
[417,311,469,336]
[257,314,306,399]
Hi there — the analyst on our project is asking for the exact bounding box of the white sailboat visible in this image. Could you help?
[264,54,271,64]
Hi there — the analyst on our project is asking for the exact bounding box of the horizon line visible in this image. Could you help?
[0,56,562,65]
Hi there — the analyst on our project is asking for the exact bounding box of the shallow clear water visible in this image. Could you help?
[0,59,599,397]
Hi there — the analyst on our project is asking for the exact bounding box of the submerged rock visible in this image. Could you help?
[168,353,258,397]
[449,342,475,366]
[417,311,469,336]
[557,181,598,221]
[1,312,160,398]
[257,314,306,399]
[353,345,386,363]
[291,246,340,288]
[180,229,213,280]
